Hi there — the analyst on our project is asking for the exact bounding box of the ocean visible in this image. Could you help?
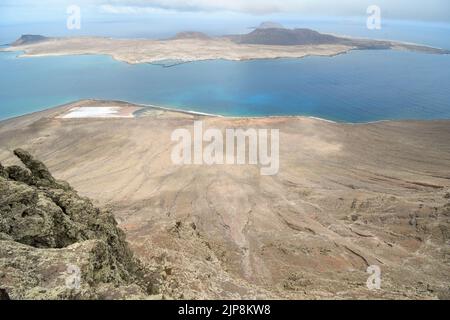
[1,20,450,122]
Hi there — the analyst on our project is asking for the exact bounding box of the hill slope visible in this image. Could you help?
[227,28,341,45]
[1,100,449,299]
[0,149,162,299]
[12,35,49,46]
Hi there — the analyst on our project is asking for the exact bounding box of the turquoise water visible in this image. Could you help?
[1,48,450,122]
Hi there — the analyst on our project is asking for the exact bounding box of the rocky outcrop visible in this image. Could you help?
[225,27,450,54]
[0,162,6,179]
[0,149,160,299]
[11,35,49,46]
[228,28,340,46]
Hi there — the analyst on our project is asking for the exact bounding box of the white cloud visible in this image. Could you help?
[97,0,450,21]
[100,4,166,14]
[1,0,450,21]
[102,0,286,14]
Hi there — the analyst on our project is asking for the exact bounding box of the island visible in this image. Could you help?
[3,25,448,65]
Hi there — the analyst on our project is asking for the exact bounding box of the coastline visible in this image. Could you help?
[0,43,356,66]
[1,96,449,300]
[2,39,449,124]
[2,98,450,125]
[0,45,355,72]
[2,31,448,67]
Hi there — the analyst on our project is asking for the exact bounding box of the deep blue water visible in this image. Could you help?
[1,18,450,122]
[1,47,450,122]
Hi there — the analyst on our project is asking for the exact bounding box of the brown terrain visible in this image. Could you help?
[0,99,449,299]
[3,27,448,65]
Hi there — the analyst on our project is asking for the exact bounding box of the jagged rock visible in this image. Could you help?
[12,35,48,46]
[0,149,160,299]
[0,289,10,300]
[10,149,71,190]
[5,165,33,185]
[0,162,7,178]
[0,240,151,299]
[14,148,55,183]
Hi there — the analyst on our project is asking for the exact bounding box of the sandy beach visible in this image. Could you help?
[0,99,449,299]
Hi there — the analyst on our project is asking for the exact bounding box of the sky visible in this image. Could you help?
[1,0,449,23]
[0,0,449,45]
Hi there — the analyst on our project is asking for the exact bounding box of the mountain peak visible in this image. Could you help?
[12,35,48,46]
[228,27,339,46]
[256,21,285,30]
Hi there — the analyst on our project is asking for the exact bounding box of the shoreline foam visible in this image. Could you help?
[2,99,449,125]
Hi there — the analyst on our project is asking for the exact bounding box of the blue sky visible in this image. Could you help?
[1,0,449,24]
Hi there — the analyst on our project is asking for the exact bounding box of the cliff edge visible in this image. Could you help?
[0,149,161,299]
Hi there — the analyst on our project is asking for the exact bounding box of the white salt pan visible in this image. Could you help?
[61,107,133,118]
